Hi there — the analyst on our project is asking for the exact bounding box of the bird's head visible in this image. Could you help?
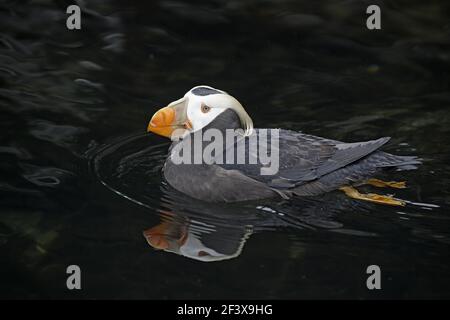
[147,85,253,140]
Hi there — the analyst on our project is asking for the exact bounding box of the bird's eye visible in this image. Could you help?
[201,104,211,113]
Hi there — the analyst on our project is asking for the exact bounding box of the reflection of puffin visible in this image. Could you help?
[141,188,280,262]
[143,214,251,262]
[141,188,382,262]
[147,86,420,205]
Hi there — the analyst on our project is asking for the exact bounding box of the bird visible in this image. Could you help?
[147,85,421,205]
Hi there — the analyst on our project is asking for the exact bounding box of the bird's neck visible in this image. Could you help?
[169,109,244,158]
[203,109,242,133]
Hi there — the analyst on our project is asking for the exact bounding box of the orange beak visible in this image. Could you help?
[147,97,192,139]
[147,106,176,138]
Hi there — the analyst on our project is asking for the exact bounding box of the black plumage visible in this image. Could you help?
[191,86,222,96]
[163,109,421,202]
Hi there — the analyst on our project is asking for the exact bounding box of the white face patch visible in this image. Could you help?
[185,92,227,132]
[172,85,253,136]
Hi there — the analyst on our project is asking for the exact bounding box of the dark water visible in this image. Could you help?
[1,0,450,299]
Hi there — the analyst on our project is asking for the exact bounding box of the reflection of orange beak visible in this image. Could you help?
[147,106,176,138]
[143,222,171,250]
[143,222,188,250]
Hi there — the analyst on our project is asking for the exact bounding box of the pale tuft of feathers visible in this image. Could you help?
[227,95,254,136]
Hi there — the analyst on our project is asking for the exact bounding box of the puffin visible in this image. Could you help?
[147,86,421,205]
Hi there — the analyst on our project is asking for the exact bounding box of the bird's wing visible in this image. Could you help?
[218,129,390,189]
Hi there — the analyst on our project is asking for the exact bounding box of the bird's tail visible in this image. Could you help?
[374,152,422,170]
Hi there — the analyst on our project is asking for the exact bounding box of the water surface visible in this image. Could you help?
[1,0,450,299]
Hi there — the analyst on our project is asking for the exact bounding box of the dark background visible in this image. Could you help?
[1,0,450,299]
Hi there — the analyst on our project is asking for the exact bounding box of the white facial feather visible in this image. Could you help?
[185,93,226,131]
[183,86,254,135]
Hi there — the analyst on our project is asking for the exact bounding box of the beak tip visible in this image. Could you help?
[146,106,176,137]
[146,122,154,133]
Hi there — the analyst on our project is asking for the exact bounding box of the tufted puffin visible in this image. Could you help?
[147,86,421,205]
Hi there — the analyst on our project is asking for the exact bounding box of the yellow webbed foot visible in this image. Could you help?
[339,186,405,206]
[366,178,406,189]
